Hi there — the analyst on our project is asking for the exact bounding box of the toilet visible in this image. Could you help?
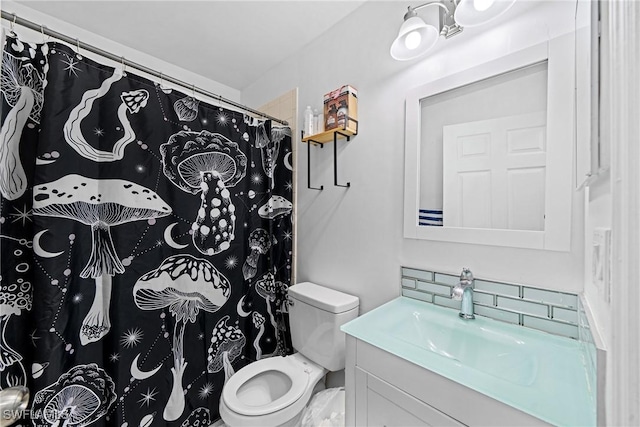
[219,282,359,427]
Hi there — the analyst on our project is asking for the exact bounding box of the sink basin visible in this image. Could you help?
[341,296,596,427]
[388,307,537,385]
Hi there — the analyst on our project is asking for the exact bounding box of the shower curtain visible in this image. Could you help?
[0,33,293,426]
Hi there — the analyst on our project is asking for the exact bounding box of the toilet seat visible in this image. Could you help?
[222,356,310,416]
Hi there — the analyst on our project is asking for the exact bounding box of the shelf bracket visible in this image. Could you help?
[301,117,357,189]
[304,131,323,191]
[334,131,351,188]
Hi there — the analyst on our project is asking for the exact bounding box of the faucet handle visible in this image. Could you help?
[460,267,474,282]
[451,285,464,300]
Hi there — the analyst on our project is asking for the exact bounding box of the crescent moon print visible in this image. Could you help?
[163,222,189,249]
[237,295,252,317]
[63,70,149,162]
[130,353,162,380]
[33,229,64,258]
[284,152,293,171]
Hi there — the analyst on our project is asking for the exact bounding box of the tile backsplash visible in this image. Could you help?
[401,267,579,339]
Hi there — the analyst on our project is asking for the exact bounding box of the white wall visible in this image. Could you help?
[580,1,640,423]
[574,0,613,420]
[244,1,584,314]
[1,1,240,104]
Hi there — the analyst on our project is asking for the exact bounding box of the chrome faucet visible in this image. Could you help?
[451,268,475,320]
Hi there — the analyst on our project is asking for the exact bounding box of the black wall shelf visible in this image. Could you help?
[301,117,358,189]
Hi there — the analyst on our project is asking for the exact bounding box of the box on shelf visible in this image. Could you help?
[323,85,358,133]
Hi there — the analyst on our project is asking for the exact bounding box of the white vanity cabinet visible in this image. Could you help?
[354,366,464,426]
[345,336,550,427]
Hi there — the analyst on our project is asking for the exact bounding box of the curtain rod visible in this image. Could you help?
[0,11,289,126]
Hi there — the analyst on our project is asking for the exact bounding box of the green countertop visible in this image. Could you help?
[341,297,596,426]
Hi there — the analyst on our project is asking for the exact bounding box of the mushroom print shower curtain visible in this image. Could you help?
[0,34,294,426]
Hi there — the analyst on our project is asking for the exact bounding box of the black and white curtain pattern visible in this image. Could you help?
[0,33,293,426]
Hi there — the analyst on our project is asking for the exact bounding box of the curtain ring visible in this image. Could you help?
[121,56,126,74]
[159,72,164,88]
[40,25,47,42]
[73,38,83,59]
[191,84,196,98]
[10,13,16,33]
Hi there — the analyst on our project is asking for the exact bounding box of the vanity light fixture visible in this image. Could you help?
[390,0,517,61]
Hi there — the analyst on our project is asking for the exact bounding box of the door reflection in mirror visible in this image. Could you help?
[419,62,548,231]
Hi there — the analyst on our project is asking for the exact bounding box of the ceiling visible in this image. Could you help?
[11,1,367,90]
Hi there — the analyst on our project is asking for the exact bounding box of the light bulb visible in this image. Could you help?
[473,0,495,12]
[404,31,422,50]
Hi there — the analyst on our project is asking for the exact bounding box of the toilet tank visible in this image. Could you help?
[288,282,359,371]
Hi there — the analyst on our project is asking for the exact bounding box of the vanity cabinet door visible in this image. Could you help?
[356,367,465,427]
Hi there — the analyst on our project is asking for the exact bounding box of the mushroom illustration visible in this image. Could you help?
[32,174,172,345]
[207,315,246,383]
[254,122,270,149]
[181,408,211,427]
[257,272,291,359]
[173,96,199,122]
[160,130,247,255]
[261,125,291,187]
[121,89,149,114]
[31,363,116,427]
[275,280,289,315]
[271,126,291,146]
[64,69,149,162]
[44,385,100,426]
[257,195,293,220]
[0,279,32,380]
[0,50,45,200]
[255,272,278,330]
[242,228,273,280]
[252,312,265,361]
[133,254,231,421]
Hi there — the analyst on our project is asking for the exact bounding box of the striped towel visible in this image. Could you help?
[419,209,443,226]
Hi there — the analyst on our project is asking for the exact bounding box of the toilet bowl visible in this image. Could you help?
[219,353,326,427]
[219,282,359,427]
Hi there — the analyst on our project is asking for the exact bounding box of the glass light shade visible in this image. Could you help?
[473,0,495,12]
[390,16,439,61]
[454,0,517,28]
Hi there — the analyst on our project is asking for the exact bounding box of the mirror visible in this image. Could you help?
[404,35,574,251]
[419,61,548,231]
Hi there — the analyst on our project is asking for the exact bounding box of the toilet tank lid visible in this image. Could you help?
[289,282,359,313]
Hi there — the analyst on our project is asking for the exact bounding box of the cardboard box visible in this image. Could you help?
[323,85,358,133]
